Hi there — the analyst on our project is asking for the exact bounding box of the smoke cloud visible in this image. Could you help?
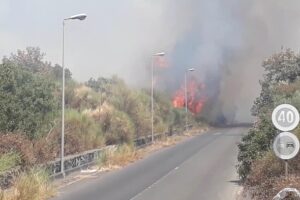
[153,0,300,123]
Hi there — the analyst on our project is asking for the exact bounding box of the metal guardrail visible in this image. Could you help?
[0,126,188,187]
[46,146,117,177]
[48,127,185,177]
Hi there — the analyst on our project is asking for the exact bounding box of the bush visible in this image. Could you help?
[237,114,276,180]
[0,152,21,173]
[37,109,105,158]
[86,76,177,138]
[46,109,105,155]
[105,109,135,145]
[124,90,151,137]
[245,151,284,187]
[68,84,102,111]
[0,63,58,139]
[245,152,300,199]
[32,138,57,164]
[0,134,35,166]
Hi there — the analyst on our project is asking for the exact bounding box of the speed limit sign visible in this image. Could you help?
[272,104,300,131]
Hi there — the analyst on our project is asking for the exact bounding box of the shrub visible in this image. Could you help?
[245,151,284,187]
[105,109,135,145]
[0,134,35,166]
[0,152,21,173]
[0,63,58,139]
[47,109,104,156]
[69,84,102,111]
[124,90,151,137]
[237,114,276,180]
[32,138,57,164]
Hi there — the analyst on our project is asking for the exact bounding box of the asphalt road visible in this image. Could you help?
[53,127,246,200]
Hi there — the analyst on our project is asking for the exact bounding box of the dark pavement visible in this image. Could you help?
[53,128,246,200]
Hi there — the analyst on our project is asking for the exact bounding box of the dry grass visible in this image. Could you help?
[245,176,300,200]
[98,144,140,170]
[0,168,55,200]
[245,151,300,199]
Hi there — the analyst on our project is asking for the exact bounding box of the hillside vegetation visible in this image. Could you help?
[0,47,188,171]
[237,49,300,199]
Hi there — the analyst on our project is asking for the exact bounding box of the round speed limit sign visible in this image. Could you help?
[272,104,300,131]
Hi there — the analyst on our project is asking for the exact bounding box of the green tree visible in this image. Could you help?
[251,49,300,116]
[2,47,71,80]
[0,63,58,139]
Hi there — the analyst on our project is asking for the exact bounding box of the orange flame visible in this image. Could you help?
[172,77,206,114]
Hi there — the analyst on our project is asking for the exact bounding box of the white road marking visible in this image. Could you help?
[129,141,209,200]
[129,165,178,200]
[129,132,224,200]
[213,132,222,136]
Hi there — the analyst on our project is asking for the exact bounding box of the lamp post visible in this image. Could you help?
[151,52,165,143]
[61,13,87,177]
[185,68,195,131]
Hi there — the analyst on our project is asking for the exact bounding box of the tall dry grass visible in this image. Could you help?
[0,168,55,200]
[98,144,139,168]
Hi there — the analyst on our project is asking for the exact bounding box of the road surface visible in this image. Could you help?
[53,127,246,200]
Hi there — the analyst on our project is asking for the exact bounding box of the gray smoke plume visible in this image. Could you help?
[151,0,300,123]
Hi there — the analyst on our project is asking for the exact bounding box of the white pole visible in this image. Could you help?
[151,57,154,143]
[185,71,188,131]
[61,20,65,178]
[285,160,288,178]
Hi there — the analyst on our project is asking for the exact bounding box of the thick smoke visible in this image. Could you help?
[150,0,300,123]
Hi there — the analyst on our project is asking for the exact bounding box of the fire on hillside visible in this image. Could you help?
[172,76,206,114]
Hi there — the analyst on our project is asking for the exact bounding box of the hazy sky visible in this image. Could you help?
[0,0,183,85]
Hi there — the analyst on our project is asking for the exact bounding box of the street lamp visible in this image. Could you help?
[151,52,165,143]
[185,68,195,131]
[61,13,87,177]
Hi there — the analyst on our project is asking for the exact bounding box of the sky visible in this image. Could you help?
[2,0,300,122]
[0,0,180,85]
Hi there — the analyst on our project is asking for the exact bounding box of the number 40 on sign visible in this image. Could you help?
[272,104,300,132]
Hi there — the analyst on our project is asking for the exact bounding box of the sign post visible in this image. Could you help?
[272,104,300,178]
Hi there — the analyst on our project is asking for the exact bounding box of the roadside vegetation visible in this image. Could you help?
[237,49,300,199]
[0,47,188,167]
[0,47,197,199]
[0,168,54,200]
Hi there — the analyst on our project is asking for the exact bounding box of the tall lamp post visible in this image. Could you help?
[61,13,87,177]
[185,68,195,131]
[151,52,165,143]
